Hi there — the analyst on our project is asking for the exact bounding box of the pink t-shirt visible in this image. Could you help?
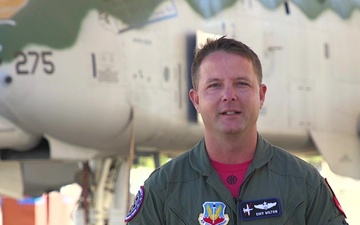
[210,159,252,198]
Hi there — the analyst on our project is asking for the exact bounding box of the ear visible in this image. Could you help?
[189,88,200,112]
[259,84,267,109]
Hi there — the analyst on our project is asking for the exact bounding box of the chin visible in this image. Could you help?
[221,128,244,134]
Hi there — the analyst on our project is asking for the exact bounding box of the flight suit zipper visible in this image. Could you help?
[235,170,255,224]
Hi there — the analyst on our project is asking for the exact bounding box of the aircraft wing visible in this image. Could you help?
[311,131,360,179]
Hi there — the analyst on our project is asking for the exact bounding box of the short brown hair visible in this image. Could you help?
[191,36,262,89]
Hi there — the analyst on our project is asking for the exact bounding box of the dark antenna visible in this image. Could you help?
[285,1,291,15]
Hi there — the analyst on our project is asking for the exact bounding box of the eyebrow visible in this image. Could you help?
[204,78,221,84]
[204,76,251,84]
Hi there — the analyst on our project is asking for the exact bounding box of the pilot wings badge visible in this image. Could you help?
[254,201,277,210]
[198,202,229,225]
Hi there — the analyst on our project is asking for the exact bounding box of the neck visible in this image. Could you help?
[204,130,258,164]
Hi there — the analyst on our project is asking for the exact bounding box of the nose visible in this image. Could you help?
[222,86,237,102]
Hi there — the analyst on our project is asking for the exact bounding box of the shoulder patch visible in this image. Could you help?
[125,186,145,222]
[325,178,347,218]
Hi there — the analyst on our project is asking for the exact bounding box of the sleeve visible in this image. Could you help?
[305,176,348,225]
[126,183,166,225]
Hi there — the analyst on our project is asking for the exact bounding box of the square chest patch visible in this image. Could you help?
[239,198,282,221]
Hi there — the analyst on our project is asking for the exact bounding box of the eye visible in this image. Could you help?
[208,83,221,88]
[236,81,249,87]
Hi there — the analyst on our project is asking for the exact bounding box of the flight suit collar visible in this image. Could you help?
[189,134,273,175]
[250,134,274,170]
[189,138,213,176]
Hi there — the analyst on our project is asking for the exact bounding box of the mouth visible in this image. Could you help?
[221,111,240,115]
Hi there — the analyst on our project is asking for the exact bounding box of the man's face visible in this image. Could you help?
[189,51,266,136]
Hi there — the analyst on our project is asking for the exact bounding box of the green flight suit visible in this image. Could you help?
[126,135,348,225]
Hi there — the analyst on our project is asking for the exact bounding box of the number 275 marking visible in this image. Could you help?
[14,51,55,75]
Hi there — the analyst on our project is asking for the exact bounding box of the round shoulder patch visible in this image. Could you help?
[125,186,145,222]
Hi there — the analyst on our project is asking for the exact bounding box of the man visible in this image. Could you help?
[125,37,348,224]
